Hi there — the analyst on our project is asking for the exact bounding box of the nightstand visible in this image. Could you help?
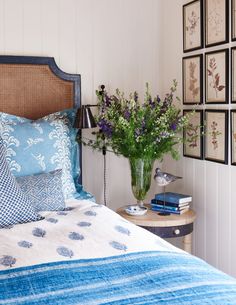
[116,206,196,254]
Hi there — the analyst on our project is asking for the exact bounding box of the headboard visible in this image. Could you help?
[0,55,82,183]
[0,55,81,119]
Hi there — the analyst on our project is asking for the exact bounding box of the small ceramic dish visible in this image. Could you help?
[125,205,148,216]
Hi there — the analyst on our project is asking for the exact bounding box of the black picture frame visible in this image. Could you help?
[232,0,236,41]
[182,54,203,105]
[183,0,203,53]
[183,110,204,160]
[231,110,236,165]
[205,49,229,104]
[205,0,229,48]
[205,109,228,165]
[231,47,236,103]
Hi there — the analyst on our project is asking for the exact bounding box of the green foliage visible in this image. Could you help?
[81,80,193,160]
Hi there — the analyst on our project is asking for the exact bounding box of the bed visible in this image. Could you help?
[0,56,236,305]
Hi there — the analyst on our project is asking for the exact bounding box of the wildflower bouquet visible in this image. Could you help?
[83,80,191,161]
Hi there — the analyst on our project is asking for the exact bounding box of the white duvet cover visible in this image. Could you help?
[0,199,180,270]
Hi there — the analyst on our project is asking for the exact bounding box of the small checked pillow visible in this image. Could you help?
[16,170,65,212]
[0,142,41,228]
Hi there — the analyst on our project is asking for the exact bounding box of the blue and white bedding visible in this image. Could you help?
[1,199,236,304]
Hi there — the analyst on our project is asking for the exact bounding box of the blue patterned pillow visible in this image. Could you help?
[16,170,65,212]
[0,110,94,201]
[0,142,41,228]
[41,110,94,200]
[0,117,76,199]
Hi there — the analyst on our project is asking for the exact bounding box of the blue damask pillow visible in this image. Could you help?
[0,118,76,199]
[0,141,41,228]
[16,169,65,212]
[0,110,94,201]
[41,110,94,200]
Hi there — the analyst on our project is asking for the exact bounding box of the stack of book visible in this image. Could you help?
[150,192,192,215]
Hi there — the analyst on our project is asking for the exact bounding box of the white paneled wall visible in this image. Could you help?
[161,0,236,277]
[0,0,163,207]
[1,0,236,278]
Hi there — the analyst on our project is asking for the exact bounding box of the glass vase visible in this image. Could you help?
[129,157,154,207]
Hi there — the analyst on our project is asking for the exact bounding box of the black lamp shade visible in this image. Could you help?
[74,106,97,129]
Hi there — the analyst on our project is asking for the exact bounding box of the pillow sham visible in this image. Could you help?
[0,118,76,199]
[0,141,41,228]
[0,110,94,201]
[16,170,65,212]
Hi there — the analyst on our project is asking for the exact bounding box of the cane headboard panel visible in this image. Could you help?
[0,56,81,119]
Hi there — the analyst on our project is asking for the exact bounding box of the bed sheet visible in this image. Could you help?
[0,199,179,270]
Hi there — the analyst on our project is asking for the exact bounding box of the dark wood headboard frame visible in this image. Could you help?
[0,55,82,185]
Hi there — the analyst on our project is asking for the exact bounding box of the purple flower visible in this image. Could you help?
[104,94,111,107]
[156,95,161,103]
[98,119,113,138]
[170,123,177,131]
[141,120,146,131]
[134,91,138,102]
[124,109,131,121]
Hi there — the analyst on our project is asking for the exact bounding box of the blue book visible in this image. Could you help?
[155,192,192,204]
[150,203,189,211]
[151,206,189,215]
[151,199,190,208]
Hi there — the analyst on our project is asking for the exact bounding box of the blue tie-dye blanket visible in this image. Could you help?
[1,251,236,305]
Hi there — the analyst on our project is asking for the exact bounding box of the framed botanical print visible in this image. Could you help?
[183,110,203,159]
[231,47,236,103]
[183,0,203,52]
[205,110,228,164]
[231,110,236,165]
[183,54,203,105]
[232,0,236,41]
[205,49,229,104]
[205,0,229,47]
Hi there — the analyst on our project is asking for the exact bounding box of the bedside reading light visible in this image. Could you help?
[74,86,108,206]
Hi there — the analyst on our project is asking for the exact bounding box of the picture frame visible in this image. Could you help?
[205,0,229,47]
[205,49,229,104]
[183,0,203,52]
[182,54,203,105]
[231,110,236,165]
[231,47,236,103]
[205,110,228,164]
[232,0,236,41]
[183,110,203,159]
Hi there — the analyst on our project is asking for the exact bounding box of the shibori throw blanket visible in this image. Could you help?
[1,251,236,305]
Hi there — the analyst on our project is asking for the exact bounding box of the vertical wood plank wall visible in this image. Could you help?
[162,0,236,277]
[0,0,163,209]
[0,0,235,278]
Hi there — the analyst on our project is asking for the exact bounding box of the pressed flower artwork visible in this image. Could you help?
[205,110,228,164]
[231,48,236,103]
[183,55,202,104]
[205,49,229,104]
[205,0,229,47]
[232,0,236,40]
[231,111,236,165]
[183,0,203,52]
[183,110,203,159]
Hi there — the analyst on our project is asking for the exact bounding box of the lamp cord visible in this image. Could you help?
[102,146,107,206]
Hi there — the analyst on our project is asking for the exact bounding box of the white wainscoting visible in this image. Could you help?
[161,0,236,277]
[0,0,163,209]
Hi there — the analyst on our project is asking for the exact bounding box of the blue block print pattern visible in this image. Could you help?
[16,170,65,212]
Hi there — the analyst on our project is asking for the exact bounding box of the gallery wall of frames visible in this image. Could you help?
[183,0,236,165]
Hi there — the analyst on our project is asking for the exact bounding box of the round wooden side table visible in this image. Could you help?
[116,206,196,254]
